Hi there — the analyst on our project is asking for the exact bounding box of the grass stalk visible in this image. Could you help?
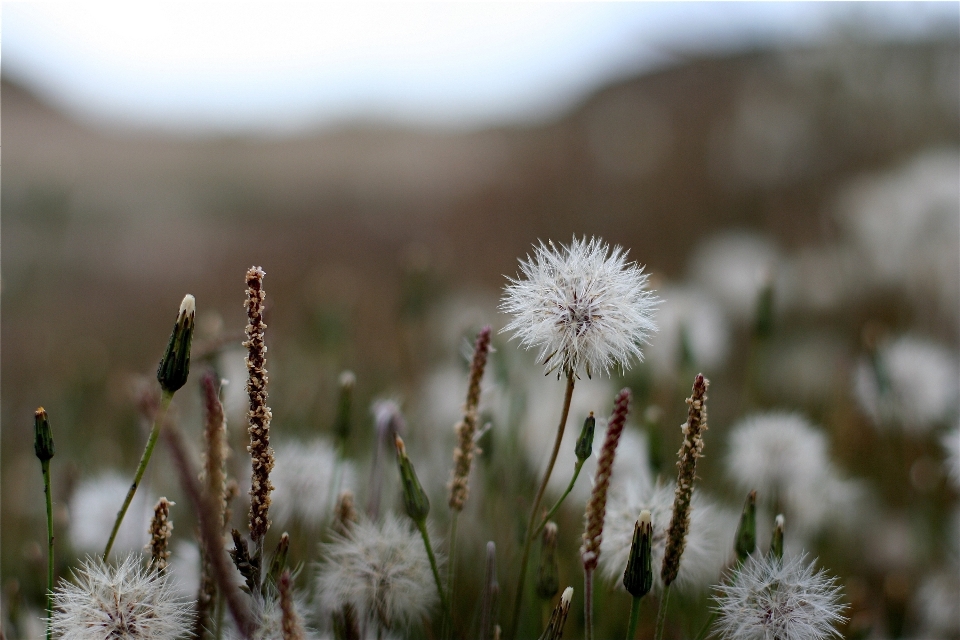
[654,586,671,640]
[416,519,452,624]
[626,596,642,640]
[103,390,173,558]
[42,458,53,640]
[507,372,575,640]
[534,459,584,538]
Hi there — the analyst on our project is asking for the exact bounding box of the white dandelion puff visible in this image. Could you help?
[646,285,730,379]
[500,236,658,377]
[713,553,847,640]
[853,336,959,433]
[688,232,780,323]
[51,553,192,640]
[599,482,732,593]
[224,592,322,640]
[315,513,439,630]
[270,439,356,528]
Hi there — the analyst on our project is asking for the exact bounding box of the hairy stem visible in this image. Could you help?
[508,372,575,640]
[534,459,584,538]
[626,596,642,640]
[104,390,172,558]
[42,459,53,640]
[416,520,451,625]
[654,586,671,640]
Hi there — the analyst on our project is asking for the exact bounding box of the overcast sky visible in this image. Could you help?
[3,2,957,135]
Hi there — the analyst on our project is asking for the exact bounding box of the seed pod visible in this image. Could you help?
[623,510,653,599]
[734,491,757,564]
[395,436,430,524]
[575,413,596,462]
[157,295,195,393]
[536,522,560,600]
[34,407,55,462]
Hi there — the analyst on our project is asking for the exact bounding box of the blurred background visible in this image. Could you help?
[2,3,959,639]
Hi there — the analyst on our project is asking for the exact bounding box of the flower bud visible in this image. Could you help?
[623,510,653,599]
[334,371,355,444]
[34,407,55,462]
[734,490,757,563]
[575,412,596,462]
[394,436,430,523]
[157,295,196,393]
[268,532,291,586]
[769,514,785,561]
[536,522,560,599]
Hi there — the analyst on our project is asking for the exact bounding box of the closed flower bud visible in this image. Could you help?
[157,295,195,393]
[536,522,560,600]
[734,491,757,564]
[395,436,430,524]
[769,514,785,561]
[34,407,55,462]
[575,413,596,462]
[334,371,355,444]
[623,510,653,599]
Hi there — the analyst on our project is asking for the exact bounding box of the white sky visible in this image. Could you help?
[2,2,957,135]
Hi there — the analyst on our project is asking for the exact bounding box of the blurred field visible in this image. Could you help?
[2,37,959,639]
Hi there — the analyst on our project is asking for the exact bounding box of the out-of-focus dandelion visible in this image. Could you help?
[854,335,959,433]
[599,483,730,594]
[51,554,193,640]
[270,439,356,528]
[69,473,155,555]
[689,232,780,323]
[725,412,861,541]
[316,513,439,632]
[368,399,406,518]
[647,285,730,379]
[712,553,847,640]
[500,236,658,378]
[942,426,960,489]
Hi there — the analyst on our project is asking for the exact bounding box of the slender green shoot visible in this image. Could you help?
[534,458,585,538]
[42,458,54,640]
[654,586,671,640]
[626,596,642,640]
[416,520,451,623]
[103,390,173,558]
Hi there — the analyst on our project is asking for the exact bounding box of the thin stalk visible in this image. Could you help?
[508,372,576,640]
[416,519,451,624]
[42,459,53,640]
[534,459,584,538]
[214,592,225,640]
[693,612,717,640]
[626,596,642,640]
[654,586,671,640]
[443,511,459,640]
[584,567,595,640]
[104,390,173,558]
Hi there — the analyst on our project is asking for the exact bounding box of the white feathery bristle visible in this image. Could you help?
[51,553,192,640]
[500,236,659,377]
[339,370,356,387]
[316,513,439,629]
[713,553,847,640]
[599,482,733,593]
[270,438,356,528]
[179,294,195,317]
[561,587,573,606]
[639,509,651,525]
[854,336,959,433]
[775,514,785,528]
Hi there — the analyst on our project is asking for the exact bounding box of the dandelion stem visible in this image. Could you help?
[415,519,452,624]
[626,596,642,640]
[103,390,173,558]
[654,585,671,640]
[42,458,53,640]
[508,371,575,640]
[534,459,584,538]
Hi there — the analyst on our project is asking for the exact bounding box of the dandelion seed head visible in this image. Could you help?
[713,553,847,640]
[270,438,356,528]
[500,236,658,377]
[854,336,959,433]
[316,513,438,630]
[599,482,732,593]
[51,553,192,640]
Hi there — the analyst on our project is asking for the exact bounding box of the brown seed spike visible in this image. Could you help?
[148,498,174,574]
[661,373,709,587]
[448,326,492,511]
[244,266,274,546]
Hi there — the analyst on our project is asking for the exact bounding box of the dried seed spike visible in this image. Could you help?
[147,497,174,574]
[245,266,274,546]
[279,570,305,640]
[448,326,492,511]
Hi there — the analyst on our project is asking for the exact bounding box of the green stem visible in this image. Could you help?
[416,519,451,624]
[584,567,595,640]
[654,586,671,640]
[693,612,717,640]
[534,459,584,538]
[508,372,576,640]
[626,596,642,640]
[103,391,173,558]
[443,511,459,640]
[42,459,53,640]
